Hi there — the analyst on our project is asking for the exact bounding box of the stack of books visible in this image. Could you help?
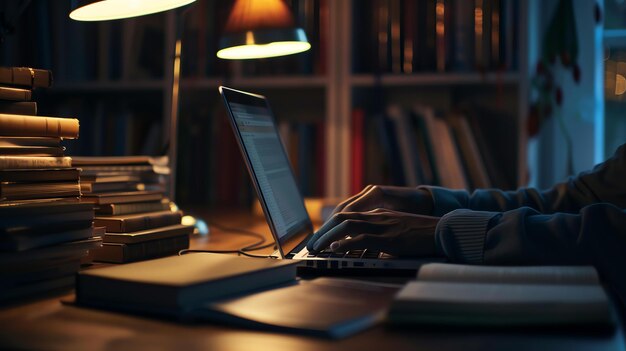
[72,156,193,263]
[0,67,102,303]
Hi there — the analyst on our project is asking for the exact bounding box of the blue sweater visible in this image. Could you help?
[424,143,626,303]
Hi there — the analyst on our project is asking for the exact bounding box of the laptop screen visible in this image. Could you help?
[219,87,312,256]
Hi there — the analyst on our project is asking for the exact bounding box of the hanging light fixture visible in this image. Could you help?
[217,0,311,60]
[69,0,197,21]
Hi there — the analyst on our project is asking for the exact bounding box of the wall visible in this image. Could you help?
[527,0,604,189]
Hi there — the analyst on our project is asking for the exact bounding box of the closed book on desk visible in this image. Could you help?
[194,278,400,339]
[388,263,613,327]
[76,253,299,315]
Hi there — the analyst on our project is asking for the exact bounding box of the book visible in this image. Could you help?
[0,201,92,217]
[387,263,614,327]
[80,181,142,194]
[80,190,162,205]
[0,145,65,156]
[195,278,401,339]
[351,109,365,194]
[71,155,168,166]
[1,275,75,303]
[0,237,101,266]
[415,107,468,189]
[0,156,72,170]
[0,226,94,252]
[102,224,193,244]
[94,210,182,233]
[387,105,423,187]
[0,137,60,147]
[79,174,140,183]
[0,168,79,183]
[0,101,37,115]
[0,114,79,139]
[90,235,190,263]
[0,181,80,201]
[76,253,299,315]
[95,199,171,216]
[447,114,491,189]
[0,86,31,101]
[1,213,94,235]
[0,67,53,88]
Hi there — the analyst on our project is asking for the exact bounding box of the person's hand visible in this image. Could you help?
[306,208,440,257]
[331,185,434,216]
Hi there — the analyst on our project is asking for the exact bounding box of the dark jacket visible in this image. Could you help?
[423,143,626,304]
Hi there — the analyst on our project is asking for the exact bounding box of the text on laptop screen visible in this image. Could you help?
[229,102,310,243]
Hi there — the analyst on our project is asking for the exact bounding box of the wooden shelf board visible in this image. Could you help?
[51,80,166,92]
[350,72,520,87]
[180,76,329,89]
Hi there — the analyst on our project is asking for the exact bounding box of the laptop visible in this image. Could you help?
[219,86,438,271]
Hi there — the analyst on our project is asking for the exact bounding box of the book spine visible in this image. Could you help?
[0,87,32,102]
[0,102,37,115]
[351,109,365,195]
[0,114,79,139]
[0,156,72,170]
[95,200,170,216]
[95,211,182,233]
[91,235,190,263]
[0,67,53,88]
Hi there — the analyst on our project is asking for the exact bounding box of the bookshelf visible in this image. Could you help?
[1,0,532,207]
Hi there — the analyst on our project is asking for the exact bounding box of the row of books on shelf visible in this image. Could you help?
[56,97,164,158]
[0,1,166,82]
[176,103,327,208]
[351,104,516,194]
[353,0,518,74]
[0,67,192,303]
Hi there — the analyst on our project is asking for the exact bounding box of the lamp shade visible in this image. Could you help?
[217,0,311,60]
[69,0,197,21]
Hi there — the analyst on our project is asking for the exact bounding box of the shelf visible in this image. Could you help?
[604,29,626,47]
[350,72,520,87]
[180,76,329,89]
[51,80,166,92]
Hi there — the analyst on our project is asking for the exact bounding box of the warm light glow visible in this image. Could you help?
[217,41,311,60]
[69,0,196,21]
[224,0,294,33]
[615,74,626,95]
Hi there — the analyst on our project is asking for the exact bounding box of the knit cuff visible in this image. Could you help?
[435,209,498,264]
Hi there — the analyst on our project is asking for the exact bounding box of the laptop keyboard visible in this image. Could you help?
[307,248,392,259]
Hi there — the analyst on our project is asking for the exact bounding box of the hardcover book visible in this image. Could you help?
[0,86,31,101]
[76,253,299,313]
[102,224,193,244]
[387,263,613,327]
[0,114,79,139]
[0,67,53,88]
[94,210,182,233]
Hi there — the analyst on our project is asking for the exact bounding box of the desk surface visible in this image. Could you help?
[0,210,624,351]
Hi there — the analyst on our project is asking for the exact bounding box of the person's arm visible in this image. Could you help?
[423,143,626,216]
[436,204,626,304]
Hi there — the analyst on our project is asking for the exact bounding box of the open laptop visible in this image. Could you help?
[219,86,438,271]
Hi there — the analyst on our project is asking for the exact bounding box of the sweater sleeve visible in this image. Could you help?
[435,204,626,305]
[419,143,626,216]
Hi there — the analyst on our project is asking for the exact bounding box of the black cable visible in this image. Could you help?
[205,219,275,252]
[178,249,279,259]
[178,219,278,259]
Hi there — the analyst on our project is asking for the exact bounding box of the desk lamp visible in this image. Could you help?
[69,0,310,232]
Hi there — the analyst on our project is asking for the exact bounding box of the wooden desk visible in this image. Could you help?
[0,210,624,351]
